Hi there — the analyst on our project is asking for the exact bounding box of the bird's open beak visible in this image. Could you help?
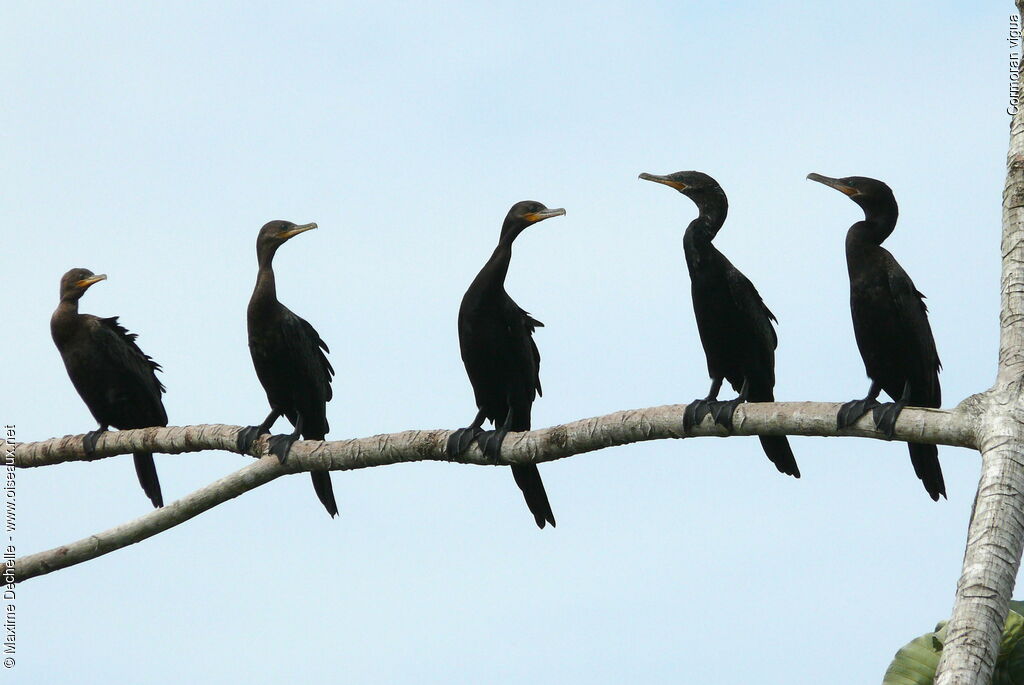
[806,173,859,197]
[524,208,566,223]
[280,222,318,239]
[638,172,687,191]
[75,274,107,289]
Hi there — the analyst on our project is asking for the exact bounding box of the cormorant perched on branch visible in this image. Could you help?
[446,201,565,528]
[808,173,945,500]
[639,171,800,478]
[236,220,339,517]
[50,268,166,507]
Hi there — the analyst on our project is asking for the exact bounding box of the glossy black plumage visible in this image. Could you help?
[446,201,564,528]
[808,173,945,500]
[50,268,166,507]
[237,220,339,517]
[640,171,800,478]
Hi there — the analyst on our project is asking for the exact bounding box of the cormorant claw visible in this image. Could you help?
[710,397,744,431]
[236,425,267,453]
[82,428,107,458]
[478,429,509,463]
[267,433,299,463]
[837,398,881,429]
[683,399,714,433]
[871,402,905,439]
[446,426,483,459]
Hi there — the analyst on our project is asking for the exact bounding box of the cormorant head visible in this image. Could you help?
[58,268,106,302]
[639,170,728,230]
[806,174,898,224]
[501,201,566,242]
[256,220,318,261]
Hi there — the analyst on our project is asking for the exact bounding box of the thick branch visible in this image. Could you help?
[9,401,976,584]
[14,402,977,470]
[938,398,1024,683]
[11,458,284,583]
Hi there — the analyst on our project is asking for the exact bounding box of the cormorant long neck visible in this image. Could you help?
[55,296,80,315]
[846,201,898,250]
[465,214,530,302]
[698,191,728,233]
[253,245,280,307]
[682,191,728,271]
[51,297,82,346]
[467,240,513,302]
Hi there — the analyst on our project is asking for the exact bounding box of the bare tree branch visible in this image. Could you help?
[12,457,284,584]
[16,402,977,470]
[10,401,978,584]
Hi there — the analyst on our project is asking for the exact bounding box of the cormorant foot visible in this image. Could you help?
[236,425,267,454]
[82,428,107,457]
[872,402,905,439]
[267,433,299,463]
[683,399,714,433]
[837,398,881,429]
[446,426,483,459]
[710,397,744,431]
[478,429,509,463]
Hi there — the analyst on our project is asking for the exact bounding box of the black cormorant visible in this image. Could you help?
[236,220,339,517]
[446,201,564,528]
[807,173,945,500]
[640,171,800,478]
[50,268,166,507]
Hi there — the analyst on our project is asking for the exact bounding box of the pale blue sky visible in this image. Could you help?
[2,2,1008,682]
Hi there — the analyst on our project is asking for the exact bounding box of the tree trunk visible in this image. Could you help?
[933,11,1024,679]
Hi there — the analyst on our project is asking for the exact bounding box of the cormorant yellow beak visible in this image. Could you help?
[280,222,318,239]
[639,172,687,191]
[75,274,107,289]
[524,208,566,223]
[807,173,859,197]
